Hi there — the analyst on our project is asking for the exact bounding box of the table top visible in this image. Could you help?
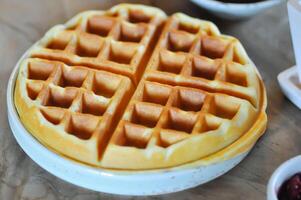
[0,0,300,199]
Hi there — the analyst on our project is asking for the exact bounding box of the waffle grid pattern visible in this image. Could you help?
[144,13,259,107]
[111,81,245,149]
[31,5,166,84]
[25,58,132,143]
[99,12,264,169]
[15,4,266,169]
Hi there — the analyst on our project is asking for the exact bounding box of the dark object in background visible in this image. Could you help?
[217,0,266,3]
[278,173,301,200]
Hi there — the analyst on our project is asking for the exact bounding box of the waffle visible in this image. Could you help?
[15,58,134,165]
[14,4,267,169]
[30,4,166,85]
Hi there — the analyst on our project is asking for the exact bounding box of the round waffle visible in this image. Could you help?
[14,4,267,170]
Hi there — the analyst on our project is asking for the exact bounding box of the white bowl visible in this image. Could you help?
[190,0,285,20]
[267,155,301,200]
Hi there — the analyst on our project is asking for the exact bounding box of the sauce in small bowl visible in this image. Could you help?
[267,156,301,200]
[278,173,301,200]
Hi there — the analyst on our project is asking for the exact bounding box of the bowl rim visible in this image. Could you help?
[267,155,301,200]
[193,0,284,7]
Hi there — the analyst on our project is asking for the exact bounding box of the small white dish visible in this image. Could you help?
[267,155,301,200]
[277,0,301,110]
[278,66,301,109]
[190,0,285,20]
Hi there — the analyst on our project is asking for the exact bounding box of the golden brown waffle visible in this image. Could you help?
[144,13,261,107]
[101,13,267,169]
[15,58,133,165]
[30,4,166,85]
[102,80,260,169]
[14,4,267,169]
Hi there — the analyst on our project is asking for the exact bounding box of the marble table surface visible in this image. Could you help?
[0,0,300,199]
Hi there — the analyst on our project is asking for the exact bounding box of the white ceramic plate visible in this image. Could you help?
[7,43,251,196]
[191,0,284,20]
